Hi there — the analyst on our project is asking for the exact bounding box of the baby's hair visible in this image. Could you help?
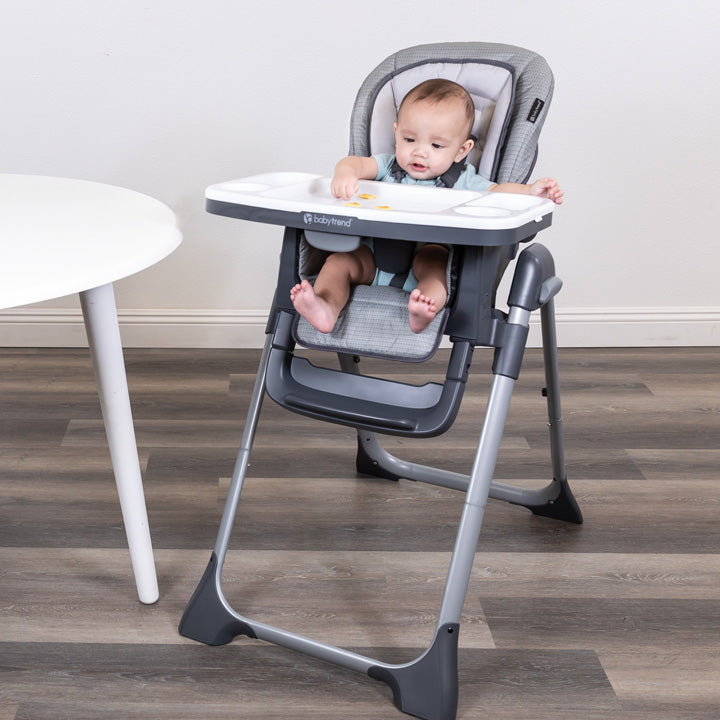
[399,79,475,136]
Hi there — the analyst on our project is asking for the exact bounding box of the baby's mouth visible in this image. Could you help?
[411,163,428,173]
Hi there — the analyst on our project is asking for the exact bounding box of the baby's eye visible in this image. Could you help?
[404,137,415,143]
[432,143,444,149]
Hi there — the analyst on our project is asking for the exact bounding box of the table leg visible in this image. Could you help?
[80,283,159,604]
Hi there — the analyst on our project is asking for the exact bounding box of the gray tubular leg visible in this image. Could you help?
[178,335,272,645]
[515,296,583,522]
[366,307,531,720]
[437,306,529,627]
[216,335,272,565]
[365,308,531,720]
[542,298,565,483]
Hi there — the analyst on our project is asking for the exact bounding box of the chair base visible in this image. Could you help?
[368,624,460,720]
[178,552,256,646]
[179,555,460,720]
[521,477,583,524]
[355,431,583,525]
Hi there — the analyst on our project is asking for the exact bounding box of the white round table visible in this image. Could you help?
[0,174,182,604]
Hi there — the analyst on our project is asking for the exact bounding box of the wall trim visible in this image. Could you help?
[0,306,718,348]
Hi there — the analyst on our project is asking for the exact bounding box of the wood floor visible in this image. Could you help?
[1,346,719,719]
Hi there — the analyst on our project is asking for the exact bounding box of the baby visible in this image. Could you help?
[291,78,563,334]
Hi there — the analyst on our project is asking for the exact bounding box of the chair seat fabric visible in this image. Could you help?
[293,284,448,362]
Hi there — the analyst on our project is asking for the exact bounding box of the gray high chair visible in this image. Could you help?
[179,42,582,720]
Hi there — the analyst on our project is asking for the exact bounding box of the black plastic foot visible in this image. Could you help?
[178,552,256,645]
[355,436,400,481]
[524,478,583,524]
[368,623,459,720]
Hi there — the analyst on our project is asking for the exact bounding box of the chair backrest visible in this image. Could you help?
[348,42,554,184]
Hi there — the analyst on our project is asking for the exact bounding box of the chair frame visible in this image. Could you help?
[180,42,582,720]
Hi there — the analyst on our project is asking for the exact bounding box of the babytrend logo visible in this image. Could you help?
[302,211,353,229]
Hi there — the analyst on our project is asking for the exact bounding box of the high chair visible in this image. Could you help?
[179,42,582,720]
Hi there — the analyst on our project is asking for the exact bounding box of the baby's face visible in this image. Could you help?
[393,98,473,181]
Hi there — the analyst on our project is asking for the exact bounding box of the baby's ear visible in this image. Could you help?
[456,138,474,162]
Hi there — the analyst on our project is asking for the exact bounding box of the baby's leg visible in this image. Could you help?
[290,244,375,333]
[408,243,449,333]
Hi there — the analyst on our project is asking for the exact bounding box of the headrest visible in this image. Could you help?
[367,61,514,180]
[349,43,554,184]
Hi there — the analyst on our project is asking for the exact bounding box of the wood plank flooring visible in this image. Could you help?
[1,346,719,719]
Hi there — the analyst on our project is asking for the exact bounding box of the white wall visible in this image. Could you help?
[2,0,718,347]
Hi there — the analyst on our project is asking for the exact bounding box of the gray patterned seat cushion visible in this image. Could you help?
[293,284,447,362]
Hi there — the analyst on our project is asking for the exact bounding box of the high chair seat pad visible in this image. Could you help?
[293,284,447,362]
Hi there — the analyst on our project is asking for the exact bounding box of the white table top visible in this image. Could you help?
[0,174,182,309]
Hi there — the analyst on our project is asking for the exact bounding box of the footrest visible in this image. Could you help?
[265,345,470,438]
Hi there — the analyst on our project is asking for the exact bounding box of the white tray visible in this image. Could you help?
[206,172,554,231]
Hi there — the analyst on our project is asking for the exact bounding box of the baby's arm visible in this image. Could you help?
[331,156,379,200]
[488,177,564,205]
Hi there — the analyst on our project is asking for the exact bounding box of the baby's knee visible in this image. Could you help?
[413,244,449,276]
[324,247,375,284]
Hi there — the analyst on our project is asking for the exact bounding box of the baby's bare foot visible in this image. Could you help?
[290,279,338,333]
[408,288,439,333]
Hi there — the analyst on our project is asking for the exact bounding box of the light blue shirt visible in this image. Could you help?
[373,153,493,191]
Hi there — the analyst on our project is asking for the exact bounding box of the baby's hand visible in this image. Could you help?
[529,177,564,205]
[331,170,360,200]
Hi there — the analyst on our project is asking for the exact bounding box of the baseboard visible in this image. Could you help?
[0,309,268,348]
[541,306,720,348]
[0,306,718,348]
